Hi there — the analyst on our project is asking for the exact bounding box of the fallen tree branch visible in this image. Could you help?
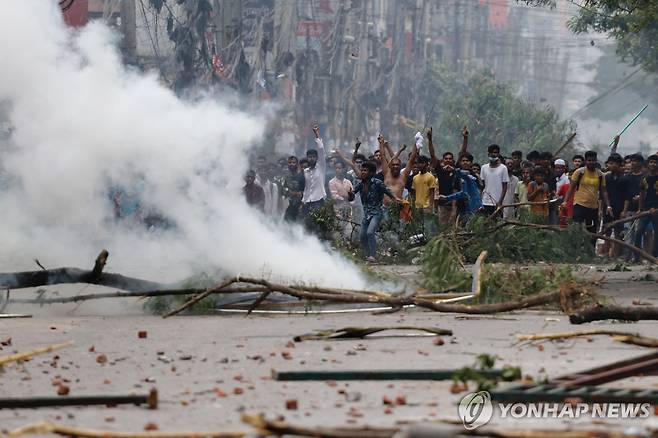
[593,234,658,265]
[0,341,73,366]
[516,329,640,342]
[241,413,631,438]
[570,304,658,324]
[5,286,271,305]
[293,326,453,341]
[88,249,109,283]
[241,413,395,438]
[8,422,249,438]
[166,276,588,318]
[0,250,168,292]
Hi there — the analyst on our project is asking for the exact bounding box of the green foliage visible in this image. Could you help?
[420,219,592,302]
[457,216,594,264]
[421,236,471,292]
[452,353,522,391]
[528,0,658,73]
[479,265,580,303]
[424,66,576,161]
[306,199,340,240]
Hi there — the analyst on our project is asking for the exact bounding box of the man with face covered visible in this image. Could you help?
[480,144,509,216]
[282,156,305,222]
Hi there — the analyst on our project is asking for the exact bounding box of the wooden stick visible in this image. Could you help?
[8,422,249,438]
[293,326,453,341]
[0,341,73,366]
[0,388,158,409]
[516,329,640,342]
[272,368,507,381]
[593,233,658,265]
[163,278,241,318]
[552,132,577,157]
[602,211,652,231]
[245,288,273,316]
[503,220,562,231]
[612,334,658,348]
[0,314,32,319]
[471,251,487,297]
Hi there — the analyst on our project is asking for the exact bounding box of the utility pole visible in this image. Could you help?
[120,0,136,60]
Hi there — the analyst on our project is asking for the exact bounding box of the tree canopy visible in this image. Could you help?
[425,66,576,161]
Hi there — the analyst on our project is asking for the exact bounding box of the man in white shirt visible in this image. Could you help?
[480,144,509,216]
[554,158,569,193]
[302,124,327,216]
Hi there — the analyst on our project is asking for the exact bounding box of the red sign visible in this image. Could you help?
[62,0,89,28]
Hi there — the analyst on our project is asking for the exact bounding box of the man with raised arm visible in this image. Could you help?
[301,124,327,217]
[380,140,418,205]
[348,161,403,263]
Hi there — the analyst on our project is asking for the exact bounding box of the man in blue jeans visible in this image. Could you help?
[635,154,658,259]
[349,161,402,262]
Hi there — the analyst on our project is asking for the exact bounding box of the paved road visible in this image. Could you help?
[1,265,657,435]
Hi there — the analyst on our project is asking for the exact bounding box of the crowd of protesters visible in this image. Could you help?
[244,125,658,263]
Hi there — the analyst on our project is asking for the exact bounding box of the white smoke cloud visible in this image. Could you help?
[0,1,366,288]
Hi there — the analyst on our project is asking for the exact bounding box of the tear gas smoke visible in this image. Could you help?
[0,1,366,289]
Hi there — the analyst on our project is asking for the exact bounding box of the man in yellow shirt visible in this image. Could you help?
[411,155,437,211]
[412,155,438,237]
[562,150,612,233]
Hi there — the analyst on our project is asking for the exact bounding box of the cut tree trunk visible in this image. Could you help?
[0,250,169,292]
[570,305,658,324]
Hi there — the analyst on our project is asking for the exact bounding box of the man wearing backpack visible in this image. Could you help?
[562,150,613,234]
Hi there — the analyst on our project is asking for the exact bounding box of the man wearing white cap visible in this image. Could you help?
[554,159,569,193]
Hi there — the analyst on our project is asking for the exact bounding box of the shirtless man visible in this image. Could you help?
[381,140,417,205]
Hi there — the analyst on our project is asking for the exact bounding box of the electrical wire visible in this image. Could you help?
[566,67,647,119]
